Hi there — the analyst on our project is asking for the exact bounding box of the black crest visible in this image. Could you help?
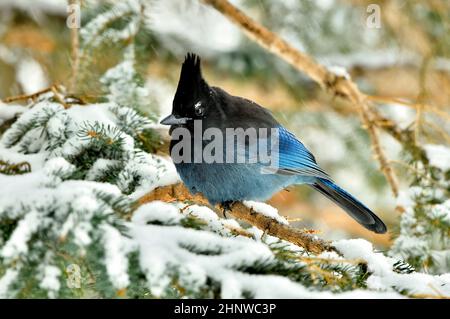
[180,53,203,84]
[173,53,207,114]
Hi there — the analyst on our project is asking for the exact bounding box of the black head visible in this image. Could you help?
[161,53,212,126]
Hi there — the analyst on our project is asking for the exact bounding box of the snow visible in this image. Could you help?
[129,202,407,298]
[0,44,17,65]
[0,103,27,126]
[381,103,416,130]
[319,50,418,69]
[0,0,66,16]
[0,156,124,253]
[0,96,447,299]
[132,201,183,225]
[102,224,132,289]
[0,268,19,298]
[1,100,64,148]
[146,0,241,56]
[335,239,450,297]
[39,265,61,298]
[397,189,418,209]
[130,202,291,297]
[1,70,448,298]
[428,200,450,225]
[182,203,242,236]
[327,65,351,79]
[423,144,450,171]
[130,218,272,297]
[243,201,288,225]
[316,0,335,10]
[146,76,175,120]
[100,52,151,109]
[1,210,41,260]
[16,58,49,95]
[86,159,120,181]
[0,145,46,170]
[66,103,117,128]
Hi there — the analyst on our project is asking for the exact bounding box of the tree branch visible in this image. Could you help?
[69,0,80,92]
[1,85,58,103]
[137,183,336,255]
[202,0,399,197]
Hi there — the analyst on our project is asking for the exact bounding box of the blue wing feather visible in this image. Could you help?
[273,126,331,180]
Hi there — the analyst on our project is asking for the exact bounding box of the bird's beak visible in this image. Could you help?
[160,114,191,125]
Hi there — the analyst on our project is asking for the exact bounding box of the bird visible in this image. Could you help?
[160,53,387,234]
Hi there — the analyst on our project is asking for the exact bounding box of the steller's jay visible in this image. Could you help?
[160,53,387,234]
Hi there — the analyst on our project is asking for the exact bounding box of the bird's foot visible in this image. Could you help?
[221,201,235,219]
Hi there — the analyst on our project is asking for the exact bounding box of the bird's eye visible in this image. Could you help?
[194,101,204,116]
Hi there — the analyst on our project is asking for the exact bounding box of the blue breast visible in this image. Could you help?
[173,125,323,204]
[175,162,312,204]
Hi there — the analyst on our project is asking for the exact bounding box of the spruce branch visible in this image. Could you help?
[137,183,336,255]
[201,0,400,197]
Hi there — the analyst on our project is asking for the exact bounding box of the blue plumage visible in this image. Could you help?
[276,125,331,180]
[161,54,387,234]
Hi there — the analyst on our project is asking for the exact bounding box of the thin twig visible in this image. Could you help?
[1,86,55,103]
[367,95,450,122]
[2,85,81,110]
[137,183,336,254]
[51,86,70,109]
[69,0,80,92]
[202,0,399,197]
[422,119,450,144]
[415,55,432,143]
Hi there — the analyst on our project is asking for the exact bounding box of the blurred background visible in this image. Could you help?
[0,0,449,249]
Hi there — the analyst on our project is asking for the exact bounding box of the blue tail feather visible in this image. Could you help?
[311,178,387,234]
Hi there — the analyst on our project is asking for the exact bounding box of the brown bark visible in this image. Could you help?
[138,183,336,254]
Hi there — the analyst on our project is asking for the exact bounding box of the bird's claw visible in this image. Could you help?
[221,201,235,219]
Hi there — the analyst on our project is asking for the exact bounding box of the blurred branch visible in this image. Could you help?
[1,86,55,103]
[367,95,450,122]
[69,0,80,92]
[138,183,336,254]
[415,55,432,143]
[51,86,69,109]
[1,85,79,109]
[382,1,433,57]
[202,0,399,197]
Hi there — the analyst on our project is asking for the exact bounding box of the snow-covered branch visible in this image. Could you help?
[138,183,335,255]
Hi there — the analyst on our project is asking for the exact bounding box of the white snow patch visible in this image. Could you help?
[16,58,49,94]
[424,144,450,171]
[327,65,350,79]
[1,210,41,260]
[0,268,19,298]
[132,201,182,225]
[0,0,66,16]
[102,224,132,289]
[39,265,61,297]
[0,103,27,126]
[335,239,450,297]
[66,103,117,128]
[244,201,288,225]
[147,0,241,56]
